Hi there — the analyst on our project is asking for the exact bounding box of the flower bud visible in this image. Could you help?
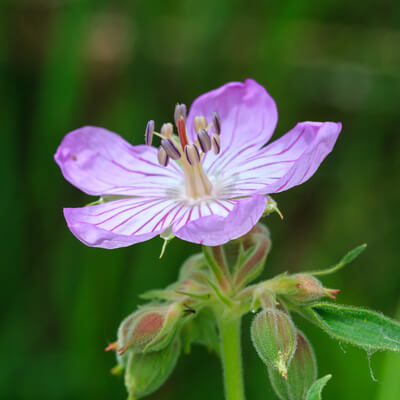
[268,331,317,400]
[125,338,181,399]
[117,303,181,353]
[251,309,296,379]
[287,274,340,304]
[232,223,271,289]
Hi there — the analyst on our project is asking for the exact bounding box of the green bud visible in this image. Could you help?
[287,275,340,304]
[232,223,272,289]
[268,331,317,400]
[125,338,181,399]
[117,303,181,353]
[251,309,297,379]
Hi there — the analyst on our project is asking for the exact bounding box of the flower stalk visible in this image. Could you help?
[216,313,246,400]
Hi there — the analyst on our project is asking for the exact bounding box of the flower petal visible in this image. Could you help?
[64,195,242,249]
[54,126,182,197]
[173,194,267,246]
[64,197,181,249]
[224,121,341,196]
[187,79,278,171]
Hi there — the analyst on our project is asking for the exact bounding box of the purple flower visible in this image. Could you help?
[55,79,341,249]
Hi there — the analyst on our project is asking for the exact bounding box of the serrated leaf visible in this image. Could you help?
[308,244,366,276]
[305,303,400,352]
[305,375,331,400]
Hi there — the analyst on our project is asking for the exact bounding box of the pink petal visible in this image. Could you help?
[173,195,267,246]
[54,126,182,197]
[63,196,239,249]
[225,121,341,196]
[187,79,278,172]
[64,197,179,249]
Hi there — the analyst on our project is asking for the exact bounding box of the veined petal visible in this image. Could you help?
[64,197,181,249]
[173,195,267,246]
[225,121,342,196]
[54,126,182,197]
[187,79,278,171]
[63,196,240,249]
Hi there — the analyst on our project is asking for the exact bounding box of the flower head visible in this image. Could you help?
[55,79,341,248]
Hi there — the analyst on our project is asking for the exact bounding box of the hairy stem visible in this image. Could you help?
[217,314,246,400]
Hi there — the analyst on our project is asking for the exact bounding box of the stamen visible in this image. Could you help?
[194,116,207,132]
[174,103,187,126]
[161,138,181,160]
[161,122,173,138]
[145,120,154,146]
[157,147,169,167]
[211,133,221,155]
[212,112,221,135]
[197,129,211,153]
[185,144,201,165]
[177,118,189,149]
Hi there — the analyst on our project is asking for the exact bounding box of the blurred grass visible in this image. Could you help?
[1,0,399,399]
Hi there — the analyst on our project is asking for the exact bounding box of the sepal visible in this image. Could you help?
[251,308,297,378]
[268,331,317,400]
[124,338,181,399]
[232,223,271,289]
[181,309,220,355]
[305,375,332,400]
[117,303,182,353]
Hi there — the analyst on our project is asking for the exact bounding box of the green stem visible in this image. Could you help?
[217,314,246,400]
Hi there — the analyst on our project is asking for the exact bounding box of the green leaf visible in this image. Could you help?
[305,303,400,352]
[305,375,332,400]
[308,244,367,276]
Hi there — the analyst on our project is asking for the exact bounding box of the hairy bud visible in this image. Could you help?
[287,275,340,304]
[251,309,297,379]
[268,331,317,400]
[232,223,271,289]
[125,338,181,399]
[117,304,181,353]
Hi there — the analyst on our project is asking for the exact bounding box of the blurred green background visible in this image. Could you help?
[1,0,400,399]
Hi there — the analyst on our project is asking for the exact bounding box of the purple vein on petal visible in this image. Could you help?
[150,201,181,233]
[98,199,167,230]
